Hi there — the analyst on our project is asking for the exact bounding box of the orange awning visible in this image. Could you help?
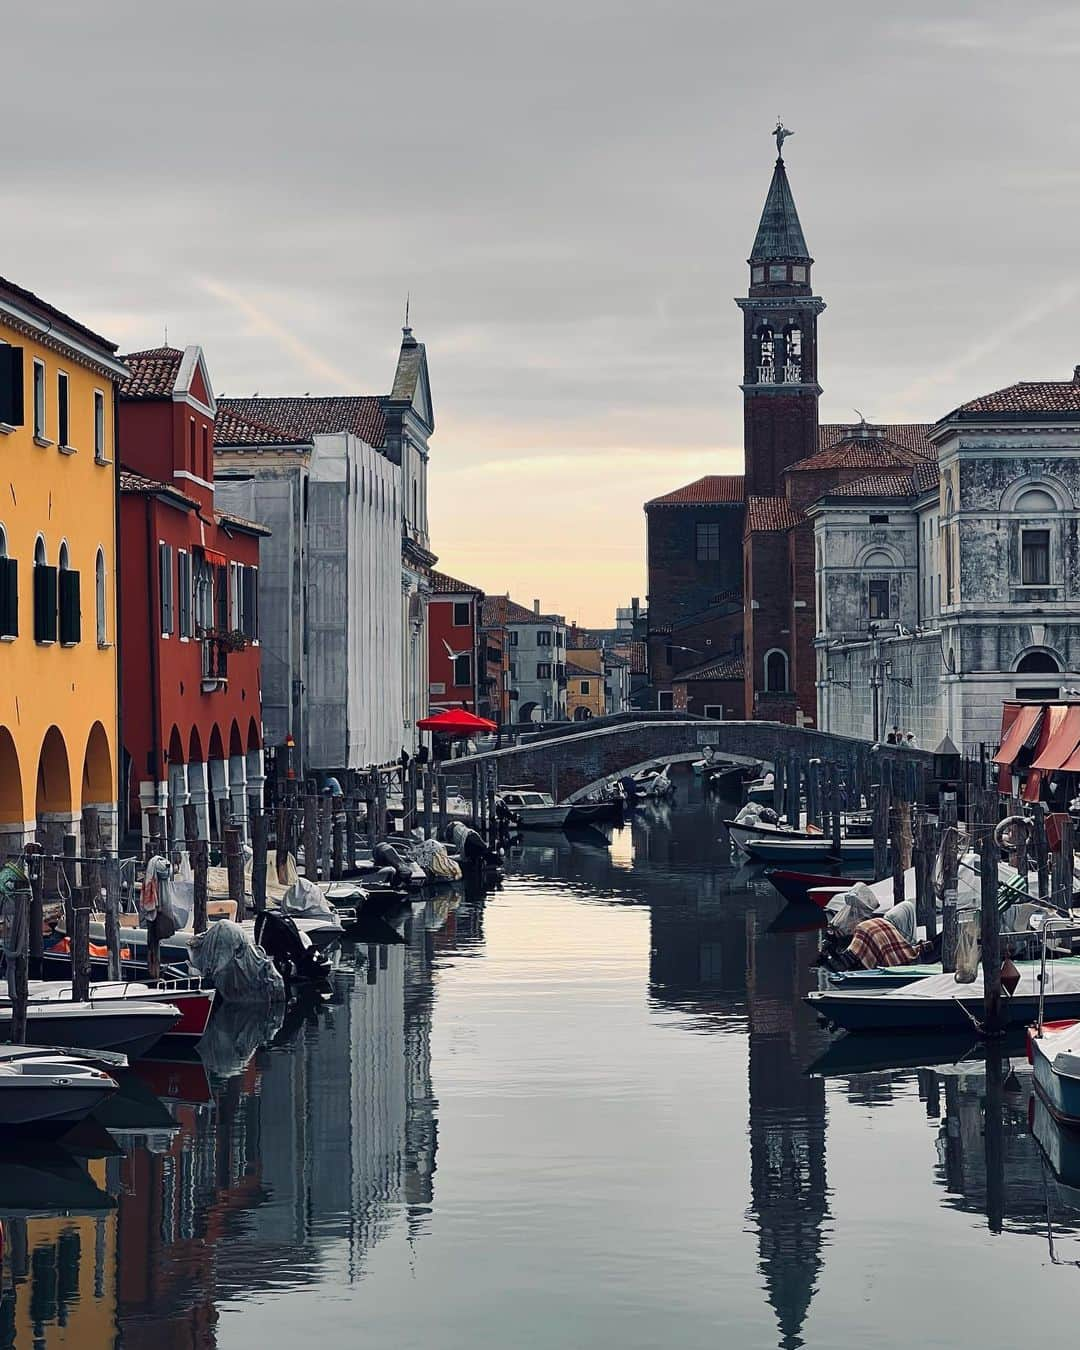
[202,547,227,567]
[1061,739,1080,774]
[992,704,1044,767]
[1032,705,1080,771]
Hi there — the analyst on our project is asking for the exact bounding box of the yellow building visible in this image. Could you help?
[0,277,126,851]
[566,652,606,721]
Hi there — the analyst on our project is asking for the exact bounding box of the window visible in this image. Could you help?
[1017,686,1061,701]
[0,528,16,638]
[580,680,590,694]
[868,579,890,619]
[869,513,890,525]
[32,361,46,440]
[452,601,470,627]
[58,543,80,646]
[33,537,57,644]
[1021,529,1051,585]
[791,265,807,282]
[536,662,552,679]
[704,704,724,719]
[764,649,788,693]
[769,264,787,281]
[509,630,519,647]
[752,266,765,283]
[0,346,24,427]
[537,630,552,646]
[1016,650,1060,674]
[189,419,196,464]
[657,691,674,711]
[240,565,259,639]
[509,662,517,679]
[94,391,106,462]
[201,424,209,478]
[555,630,564,648]
[453,653,472,686]
[177,550,192,638]
[159,542,175,636]
[194,555,214,632]
[215,564,228,631]
[696,523,720,561]
[95,549,107,645]
[57,372,69,448]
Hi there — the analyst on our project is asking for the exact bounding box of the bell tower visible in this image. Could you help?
[737,124,825,497]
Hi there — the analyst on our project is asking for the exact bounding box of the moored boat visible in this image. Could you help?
[0,1048,119,1134]
[743,835,875,864]
[0,998,181,1060]
[1029,1019,1080,1125]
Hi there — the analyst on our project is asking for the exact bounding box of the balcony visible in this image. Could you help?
[756,364,803,385]
[201,637,229,692]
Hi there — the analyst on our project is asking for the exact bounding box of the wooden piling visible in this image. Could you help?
[251,811,269,910]
[1060,813,1075,911]
[890,801,907,908]
[365,772,378,848]
[61,833,78,937]
[8,882,28,1045]
[423,766,434,839]
[331,809,344,881]
[828,763,843,857]
[785,752,801,832]
[192,839,209,934]
[26,848,43,979]
[940,790,959,972]
[375,774,388,842]
[71,890,91,1003]
[978,788,1002,1036]
[345,801,357,876]
[873,772,891,882]
[303,796,319,880]
[104,855,122,980]
[81,807,103,917]
[914,812,937,940]
[183,801,199,859]
[319,795,333,883]
[772,755,785,817]
[224,826,245,906]
[437,774,448,836]
[806,760,822,830]
[1032,801,1051,902]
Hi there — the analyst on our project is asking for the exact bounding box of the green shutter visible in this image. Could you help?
[34,564,58,643]
[0,348,24,427]
[0,558,16,638]
[60,569,81,645]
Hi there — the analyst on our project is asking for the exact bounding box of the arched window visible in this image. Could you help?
[1016,650,1060,674]
[944,484,955,601]
[57,541,80,646]
[782,323,802,381]
[33,536,58,644]
[755,325,775,381]
[764,649,788,693]
[1015,486,1057,514]
[0,526,15,639]
[95,548,107,645]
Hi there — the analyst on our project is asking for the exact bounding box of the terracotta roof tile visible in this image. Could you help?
[214,406,301,447]
[215,509,270,537]
[745,495,804,532]
[673,654,745,682]
[481,595,558,627]
[646,475,745,508]
[119,470,198,508]
[823,458,941,502]
[820,422,934,457]
[946,380,1080,418]
[218,396,385,447]
[789,435,926,472]
[120,347,185,399]
[428,569,483,596]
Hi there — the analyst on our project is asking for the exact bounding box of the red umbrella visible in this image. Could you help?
[417,708,497,735]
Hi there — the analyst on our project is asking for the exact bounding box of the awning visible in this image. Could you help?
[992,704,1044,767]
[417,708,496,735]
[1032,706,1080,771]
[201,547,228,567]
[1061,739,1080,774]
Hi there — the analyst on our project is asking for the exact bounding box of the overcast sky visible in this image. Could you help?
[6,1,1079,623]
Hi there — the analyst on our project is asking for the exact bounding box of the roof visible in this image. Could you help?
[428,569,483,597]
[745,495,805,532]
[646,475,745,508]
[820,422,934,458]
[119,470,198,509]
[481,595,562,627]
[750,157,809,262]
[214,405,302,448]
[120,346,185,399]
[788,434,926,473]
[217,396,385,447]
[615,641,647,673]
[0,274,119,354]
[821,458,941,503]
[672,654,745,683]
[215,509,271,537]
[943,377,1080,420]
[565,661,595,678]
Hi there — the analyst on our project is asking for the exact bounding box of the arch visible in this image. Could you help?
[0,525,7,558]
[573,706,592,722]
[188,726,204,764]
[207,724,225,762]
[167,725,185,765]
[81,721,112,808]
[764,648,789,693]
[95,548,107,645]
[1015,648,1062,674]
[36,726,72,817]
[518,701,539,724]
[247,717,261,752]
[0,729,23,827]
[1001,475,1074,514]
[228,719,243,757]
[857,545,901,570]
[58,540,70,571]
[34,536,46,566]
[754,323,775,372]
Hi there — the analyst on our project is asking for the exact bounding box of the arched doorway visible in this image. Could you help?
[81,720,114,850]
[0,728,24,854]
[518,701,539,725]
[1016,649,1061,674]
[187,726,209,842]
[36,726,72,872]
[166,726,187,845]
[207,725,227,841]
[574,706,592,722]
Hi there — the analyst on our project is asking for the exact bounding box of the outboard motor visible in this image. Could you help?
[253,910,332,989]
[372,842,416,888]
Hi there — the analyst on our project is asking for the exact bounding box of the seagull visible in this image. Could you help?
[443,639,471,661]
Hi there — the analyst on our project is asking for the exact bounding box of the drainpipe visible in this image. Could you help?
[870,634,882,743]
[144,496,162,821]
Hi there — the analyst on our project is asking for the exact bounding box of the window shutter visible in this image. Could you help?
[159,544,174,635]
[0,348,24,426]
[34,564,58,643]
[241,566,256,638]
[0,558,16,637]
[59,569,81,645]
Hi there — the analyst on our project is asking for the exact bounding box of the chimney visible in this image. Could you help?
[1073,365,1080,384]
[533,599,540,614]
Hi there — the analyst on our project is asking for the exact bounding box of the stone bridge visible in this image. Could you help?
[445,714,932,802]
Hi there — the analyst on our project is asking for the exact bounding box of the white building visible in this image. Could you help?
[812,375,1080,751]
[499,597,567,723]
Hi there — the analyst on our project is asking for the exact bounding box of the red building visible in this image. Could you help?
[426,571,482,714]
[118,346,268,844]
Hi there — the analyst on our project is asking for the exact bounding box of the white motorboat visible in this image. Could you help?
[0,1046,119,1133]
[1030,1019,1080,1125]
[7,978,215,1041]
[496,788,572,830]
[0,998,180,1060]
[742,835,875,864]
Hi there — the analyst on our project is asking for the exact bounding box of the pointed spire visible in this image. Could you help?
[750,155,810,263]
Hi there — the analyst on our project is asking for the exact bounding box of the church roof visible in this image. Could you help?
[671,654,745,683]
[750,158,810,262]
[745,495,804,532]
[819,422,935,458]
[788,433,926,473]
[944,376,1080,419]
[820,457,940,502]
[645,474,745,508]
[217,396,386,447]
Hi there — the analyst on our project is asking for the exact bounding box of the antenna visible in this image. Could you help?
[164,321,169,347]
[404,291,411,330]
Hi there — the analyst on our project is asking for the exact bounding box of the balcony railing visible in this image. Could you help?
[201,637,229,691]
[756,364,803,385]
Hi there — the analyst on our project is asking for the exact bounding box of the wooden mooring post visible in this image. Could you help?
[345,800,358,874]
[872,767,891,882]
[914,811,937,940]
[423,766,434,839]
[940,790,959,972]
[772,755,785,818]
[146,811,166,982]
[1032,801,1051,902]
[26,846,43,980]
[8,880,28,1045]
[437,773,448,836]
[303,796,319,880]
[192,839,209,934]
[365,772,378,848]
[331,808,344,881]
[224,825,245,907]
[978,788,1003,1036]
[251,811,269,909]
[104,854,123,980]
[320,795,333,881]
[61,833,78,938]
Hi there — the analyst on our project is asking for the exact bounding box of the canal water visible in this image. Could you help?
[5,770,1080,1348]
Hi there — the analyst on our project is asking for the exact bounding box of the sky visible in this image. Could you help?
[4,0,1080,625]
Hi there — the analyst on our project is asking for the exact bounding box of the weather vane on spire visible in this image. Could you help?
[774,119,794,159]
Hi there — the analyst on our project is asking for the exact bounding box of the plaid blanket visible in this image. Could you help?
[846,917,919,969]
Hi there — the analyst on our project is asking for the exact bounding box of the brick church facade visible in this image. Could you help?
[646,129,934,725]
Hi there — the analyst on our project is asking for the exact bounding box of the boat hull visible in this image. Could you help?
[0,1004,180,1060]
[1031,1029,1080,1126]
[744,837,875,864]
[809,989,1080,1034]
[764,867,845,906]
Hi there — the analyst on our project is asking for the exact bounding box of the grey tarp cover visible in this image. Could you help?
[282,875,337,920]
[189,920,285,1003]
